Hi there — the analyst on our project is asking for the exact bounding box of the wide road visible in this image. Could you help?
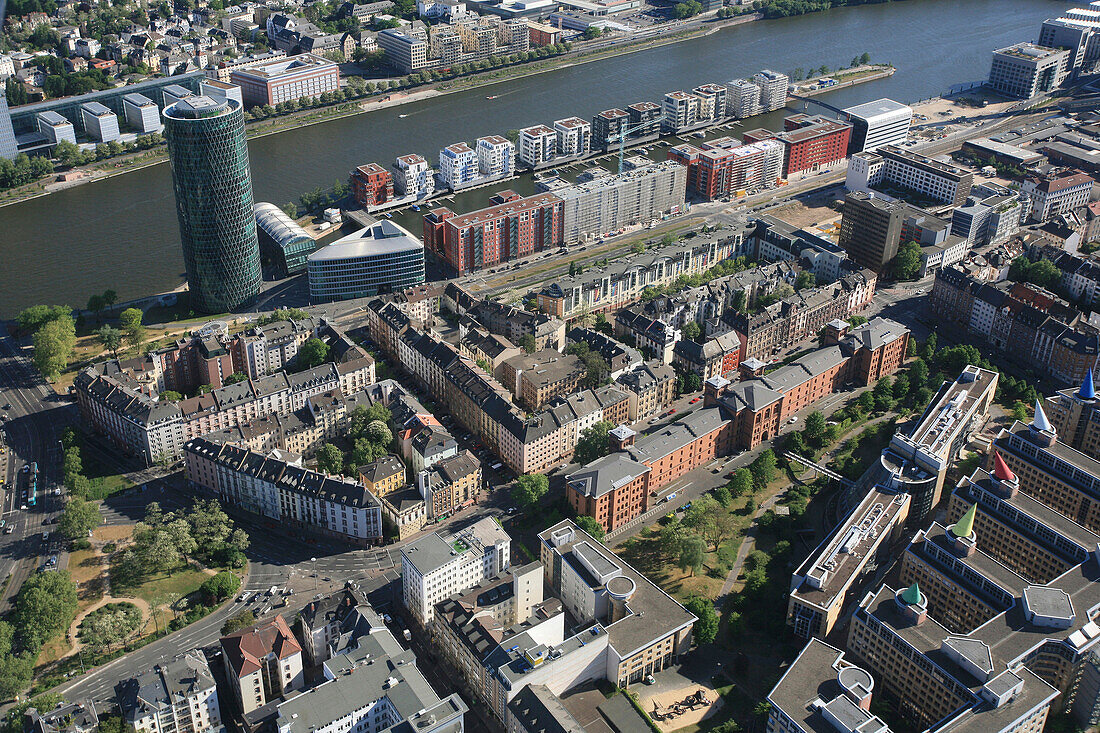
[0,336,75,612]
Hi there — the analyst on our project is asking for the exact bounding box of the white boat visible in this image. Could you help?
[399,113,408,118]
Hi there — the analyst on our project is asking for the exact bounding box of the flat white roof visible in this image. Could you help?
[843,98,912,121]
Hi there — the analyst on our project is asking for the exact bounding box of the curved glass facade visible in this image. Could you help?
[163,97,261,313]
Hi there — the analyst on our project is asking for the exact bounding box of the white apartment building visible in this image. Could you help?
[726,78,762,118]
[518,125,556,167]
[692,83,727,121]
[401,517,511,623]
[439,142,480,188]
[847,145,973,206]
[753,69,789,112]
[119,651,224,733]
[123,93,163,134]
[662,91,698,132]
[395,153,435,197]
[475,135,516,176]
[1022,171,1095,222]
[0,55,15,79]
[552,117,591,156]
[221,616,305,715]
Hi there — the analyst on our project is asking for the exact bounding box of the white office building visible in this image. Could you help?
[80,102,120,142]
[846,145,973,206]
[553,116,591,156]
[123,93,163,134]
[988,43,1069,99]
[36,111,76,145]
[842,98,912,152]
[401,516,511,623]
[475,135,516,176]
[439,142,479,188]
[394,153,435,197]
[518,124,557,167]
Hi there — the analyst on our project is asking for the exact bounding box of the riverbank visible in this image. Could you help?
[0,13,766,209]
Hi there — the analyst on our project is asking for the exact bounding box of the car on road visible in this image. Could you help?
[3,526,13,534]
[788,416,799,424]
[2,404,9,410]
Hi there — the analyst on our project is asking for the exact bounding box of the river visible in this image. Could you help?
[0,0,1059,318]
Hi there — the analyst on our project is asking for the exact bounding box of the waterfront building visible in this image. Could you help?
[837,191,905,273]
[742,114,851,177]
[692,83,728,120]
[36,111,75,145]
[116,651,223,733]
[988,43,1069,99]
[627,100,661,137]
[401,516,511,623]
[254,202,314,277]
[230,53,339,108]
[122,93,162,134]
[394,153,435,198]
[220,615,305,715]
[307,220,425,302]
[1039,17,1094,75]
[592,108,629,148]
[668,138,784,199]
[439,142,479,188]
[351,162,395,207]
[475,134,516,176]
[725,78,762,119]
[752,69,789,112]
[163,96,261,313]
[517,124,556,167]
[425,192,563,274]
[550,161,687,244]
[377,28,429,73]
[842,98,912,153]
[661,90,699,133]
[80,102,120,142]
[552,116,591,156]
[207,50,288,84]
[0,96,17,160]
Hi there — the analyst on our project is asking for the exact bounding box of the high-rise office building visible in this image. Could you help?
[842,98,913,153]
[163,96,261,313]
[0,96,18,160]
[837,191,905,273]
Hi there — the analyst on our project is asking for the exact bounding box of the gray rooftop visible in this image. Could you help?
[309,220,423,262]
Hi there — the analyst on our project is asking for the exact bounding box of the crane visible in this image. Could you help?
[607,120,656,174]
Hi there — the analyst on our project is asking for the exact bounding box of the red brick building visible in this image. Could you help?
[743,114,851,177]
[351,163,394,207]
[422,192,564,274]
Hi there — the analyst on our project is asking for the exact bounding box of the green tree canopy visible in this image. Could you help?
[316,443,344,475]
[892,241,922,281]
[512,473,549,509]
[574,421,613,465]
[575,515,605,540]
[59,496,101,539]
[118,307,145,347]
[33,314,77,379]
[297,337,331,370]
[685,596,718,645]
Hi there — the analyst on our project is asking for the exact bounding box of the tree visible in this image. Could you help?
[1012,401,1029,422]
[685,496,736,550]
[221,610,256,636]
[512,473,549,508]
[921,333,938,362]
[672,0,702,18]
[79,602,141,652]
[519,333,537,354]
[804,411,827,447]
[860,52,871,64]
[750,449,778,491]
[1009,256,1061,289]
[103,289,118,309]
[575,515,605,540]
[59,496,101,539]
[873,377,895,412]
[87,293,107,321]
[574,421,613,465]
[892,241,922,281]
[583,26,601,39]
[685,597,718,645]
[0,621,33,699]
[713,485,733,507]
[677,533,706,576]
[118,307,146,347]
[366,419,392,447]
[296,337,331,370]
[681,321,702,342]
[317,444,344,475]
[97,324,123,358]
[199,571,241,603]
[11,571,79,653]
[33,315,77,379]
[786,431,808,457]
[728,468,753,498]
[795,271,815,290]
[857,391,876,413]
[909,358,929,388]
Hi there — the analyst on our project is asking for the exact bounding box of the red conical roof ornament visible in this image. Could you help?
[993,451,1016,483]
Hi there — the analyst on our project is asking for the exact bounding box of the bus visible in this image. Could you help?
[27,461,37,507]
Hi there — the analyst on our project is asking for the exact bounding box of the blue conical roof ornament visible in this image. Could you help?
[1081,369,1096,401]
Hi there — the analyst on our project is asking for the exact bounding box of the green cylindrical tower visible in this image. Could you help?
[163,96,261,314]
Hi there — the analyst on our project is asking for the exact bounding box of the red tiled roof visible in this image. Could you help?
[221,615,301,678]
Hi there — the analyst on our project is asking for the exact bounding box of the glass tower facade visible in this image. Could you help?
[163,96,261,313]
[0,96,18,160]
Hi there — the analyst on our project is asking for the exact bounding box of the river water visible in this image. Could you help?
[0,0,1057,317]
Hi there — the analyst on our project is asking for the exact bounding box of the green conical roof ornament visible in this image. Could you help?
[901,582,921,605]
[953,503,976,539]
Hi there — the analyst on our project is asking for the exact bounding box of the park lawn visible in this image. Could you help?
[69,547,107,603]
[80,452,136,500]
[117,565,212,608]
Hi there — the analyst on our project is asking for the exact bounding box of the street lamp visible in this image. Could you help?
[311,557,317,594]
